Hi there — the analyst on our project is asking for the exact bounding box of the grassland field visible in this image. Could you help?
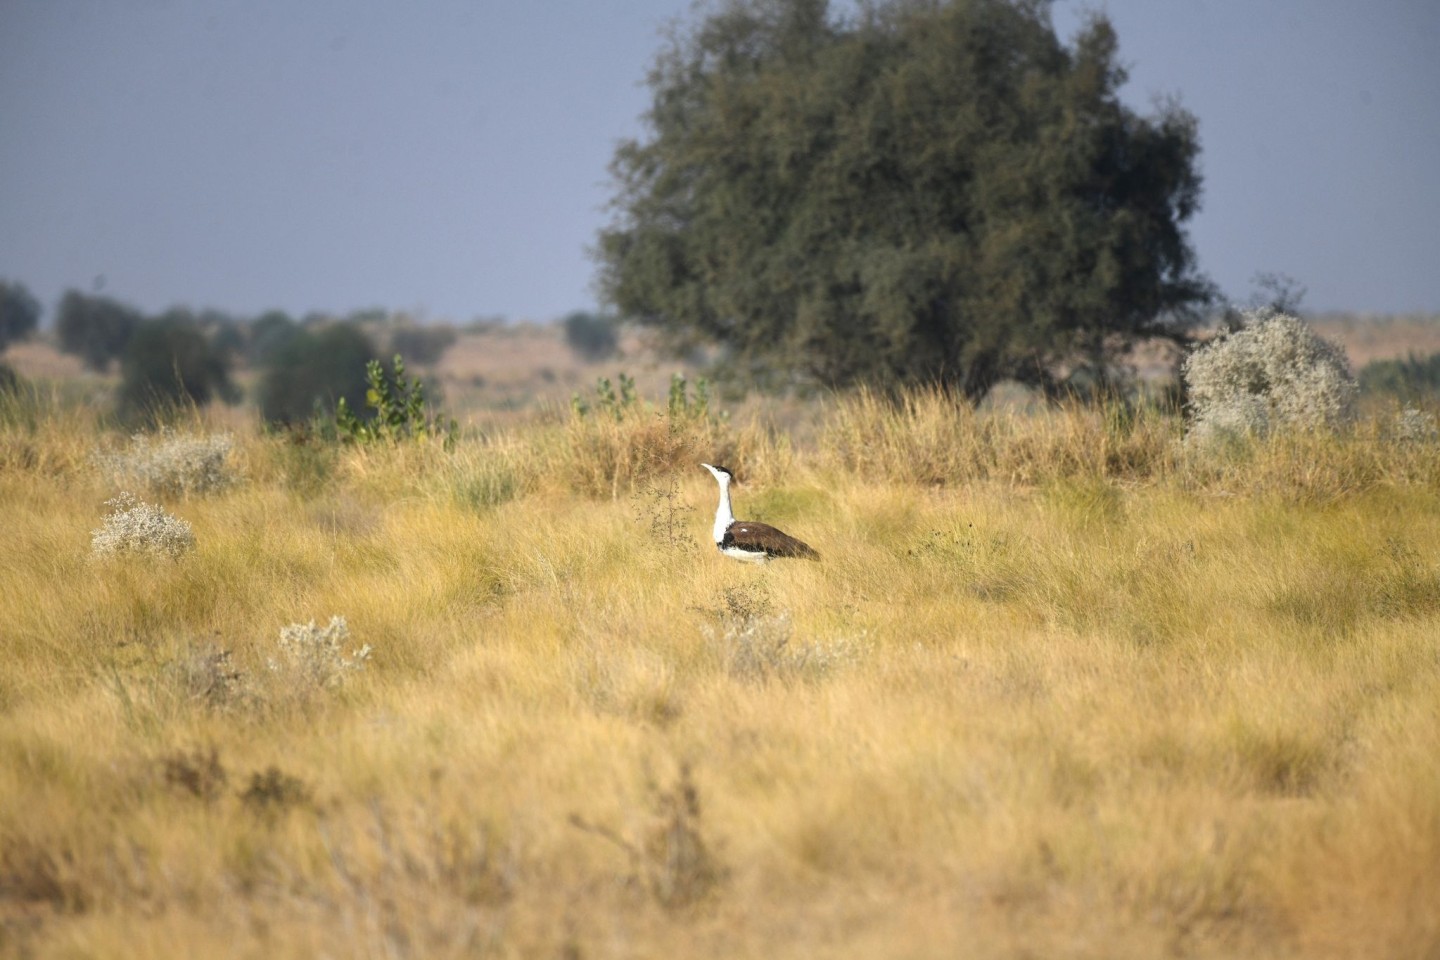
[2,318,1440,958]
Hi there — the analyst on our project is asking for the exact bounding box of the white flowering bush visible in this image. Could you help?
[268,616,372,691]
[96,429,236,498]
[1183,310,1357,444]
[90,492,196,560]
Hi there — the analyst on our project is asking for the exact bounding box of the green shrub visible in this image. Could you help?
[571,372,638,419]
[334,355,456,446]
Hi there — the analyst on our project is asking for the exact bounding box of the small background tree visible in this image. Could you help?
[56,290,143,372]
[257,323,378,425]
[0,280,41,351]
[562,310,620,362]
[389,323,458,366]
[246,310,303,366]
[117,314,238,423]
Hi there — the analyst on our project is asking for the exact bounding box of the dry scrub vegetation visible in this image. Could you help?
[2,382,1439,959]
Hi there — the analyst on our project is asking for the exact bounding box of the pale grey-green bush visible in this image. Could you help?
[705,609,866,684]
[1391,406,1439,444]
[268,616,371,691]
[97,429,236,497]
[90,492,196,560]
[1183,310,1357,444]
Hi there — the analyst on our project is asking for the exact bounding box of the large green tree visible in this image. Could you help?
[598,0,1212,398]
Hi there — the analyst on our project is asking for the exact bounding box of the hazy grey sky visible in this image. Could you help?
[2,1,1437,324]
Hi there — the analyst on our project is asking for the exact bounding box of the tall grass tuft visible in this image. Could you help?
[821,385,1178,486]
[0,384,104,480]
[557,373,746,498]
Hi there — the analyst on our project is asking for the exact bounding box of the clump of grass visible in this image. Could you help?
[1184,310,1357,445]
[571,764,726,911]
[562,411,728,499]
[1176,420,1440,501]
[239,766,313,817]
[95,428,237,497]
[701,585,865,684]
[318,800,517,930]
[0,835,87,914]
[821,385,1177,486]
[258,424,340,495]
[267,616,371,693]
[170,637,250,710]
[1371,537,1440,618]
[0,386,100,480]
[643,764,726,910]
[821,386,976,485]
[90,491,196,560]
[452,458,525,510]
[160,746,229,803]
[559,371,739,498]
[440,435,536,511]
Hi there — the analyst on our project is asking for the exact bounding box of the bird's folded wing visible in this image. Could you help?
[728,522,819,559]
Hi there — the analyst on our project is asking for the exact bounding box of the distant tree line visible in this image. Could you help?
[4,289,471,425]
[2,282,640,423]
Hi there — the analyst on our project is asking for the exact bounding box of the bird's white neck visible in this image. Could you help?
[712,479,735,543]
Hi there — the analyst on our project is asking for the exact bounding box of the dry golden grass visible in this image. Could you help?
[2,387,1439,959]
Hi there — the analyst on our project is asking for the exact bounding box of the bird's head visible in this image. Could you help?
[700,462,734,485]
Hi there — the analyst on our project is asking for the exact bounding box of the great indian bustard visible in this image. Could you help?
[701,463,819,563]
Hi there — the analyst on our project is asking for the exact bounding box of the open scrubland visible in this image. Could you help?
[3,369,1440,958]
